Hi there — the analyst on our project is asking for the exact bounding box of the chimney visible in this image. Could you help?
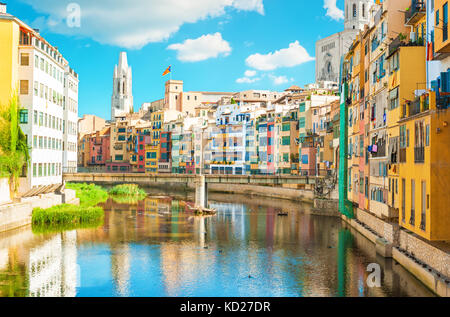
[0,2,6,14]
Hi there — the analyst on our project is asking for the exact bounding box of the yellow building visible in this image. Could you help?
[434,0,450,56]
[386,41,426,221]
[398,91,450,241]
[0,10,19,105]
[144,111,163,174]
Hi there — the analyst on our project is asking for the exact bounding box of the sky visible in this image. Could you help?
[6,0,347,119]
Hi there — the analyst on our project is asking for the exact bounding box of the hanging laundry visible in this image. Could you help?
[372,144,378,152]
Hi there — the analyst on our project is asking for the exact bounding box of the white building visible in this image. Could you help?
[63,66,79,173]
[111,52,133,121]
[0,5,79,192]
[315,0,373,83]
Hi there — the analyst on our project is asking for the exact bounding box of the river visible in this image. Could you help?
[0,190,435,297]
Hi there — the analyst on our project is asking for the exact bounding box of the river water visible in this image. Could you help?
[0,190,434,297]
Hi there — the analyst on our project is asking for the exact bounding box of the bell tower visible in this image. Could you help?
[111,52,133,121]
[344,0,373,31]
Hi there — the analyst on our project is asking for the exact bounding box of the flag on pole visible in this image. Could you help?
[162,65,171,76]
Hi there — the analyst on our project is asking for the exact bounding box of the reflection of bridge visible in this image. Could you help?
[63,173,320,209]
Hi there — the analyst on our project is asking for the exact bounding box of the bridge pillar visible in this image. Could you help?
[195,175,208,208]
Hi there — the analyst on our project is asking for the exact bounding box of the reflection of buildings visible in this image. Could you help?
[111,244,130,296]
[28,231,77,297]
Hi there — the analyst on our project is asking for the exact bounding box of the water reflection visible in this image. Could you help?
[0,192,435,297]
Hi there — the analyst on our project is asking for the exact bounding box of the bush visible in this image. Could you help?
[109,184,146,196]
[66,182,108,206]
[32,204,104,226]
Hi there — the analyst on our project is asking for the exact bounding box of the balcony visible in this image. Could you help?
[409,99,421,116]
[414,147,425,163]
[405,1,426,26]
[402,95,430,118]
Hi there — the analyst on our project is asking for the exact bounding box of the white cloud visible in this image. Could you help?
[323,0,344,21]
[236,76,260,84]
[245,41,315,71]
[168,33,231,62]
[20,0,265,49]
[236,70,261,84]
[269,75,291,85]
[232,0,265,15]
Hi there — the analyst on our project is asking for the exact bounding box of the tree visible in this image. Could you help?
[0,92,30,198]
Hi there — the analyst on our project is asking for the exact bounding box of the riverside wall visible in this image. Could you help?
[0,189,78,234]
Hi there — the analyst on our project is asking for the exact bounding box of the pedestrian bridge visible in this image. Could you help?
[63,173,319,186]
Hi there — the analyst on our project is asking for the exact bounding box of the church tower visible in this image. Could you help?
[111,52,133,121]
[344,0,373,31]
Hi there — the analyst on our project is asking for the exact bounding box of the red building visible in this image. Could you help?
[159,131,172,173]
[87,127,110,170]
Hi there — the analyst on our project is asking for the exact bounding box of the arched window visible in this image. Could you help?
[353,4,357,18]
[362,4,365,17]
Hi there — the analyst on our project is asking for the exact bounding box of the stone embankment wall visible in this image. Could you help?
[398,230,450,278]
[0,189,78,233]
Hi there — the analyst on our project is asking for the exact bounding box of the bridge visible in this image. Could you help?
[63,173,319,186]
[63,173,321,209]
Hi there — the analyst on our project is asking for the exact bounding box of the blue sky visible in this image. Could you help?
[7,0,346,119]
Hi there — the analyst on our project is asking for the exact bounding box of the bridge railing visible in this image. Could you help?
[70,166,335,177]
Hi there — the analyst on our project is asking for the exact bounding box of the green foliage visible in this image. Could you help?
[32,204,104,226]
[0,92,30,194]
[66,182,109,206]
[109,184,147,196]
[31,183,107,232]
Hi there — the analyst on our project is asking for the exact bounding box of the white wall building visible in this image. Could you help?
[111,52,133,121]
[63,66,79,173]
[10,19,78,190]
[315,0,373,83]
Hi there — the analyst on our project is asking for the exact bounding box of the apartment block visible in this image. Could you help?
[0,5,78,193]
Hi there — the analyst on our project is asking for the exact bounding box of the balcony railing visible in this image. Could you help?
[409,99,421,116]
[414,147,425,163]
[405,0,426,25]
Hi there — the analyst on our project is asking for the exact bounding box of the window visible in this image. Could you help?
[20,53,29,66]
[20,80,29,95]
[353,4,357,17]
[444,3,448,42]
[411,179,416,225]
[282,136,290,145]
[19,109,28,124]
[115,155,123,161]
[389,88,399,110]
[421,181,426,230]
